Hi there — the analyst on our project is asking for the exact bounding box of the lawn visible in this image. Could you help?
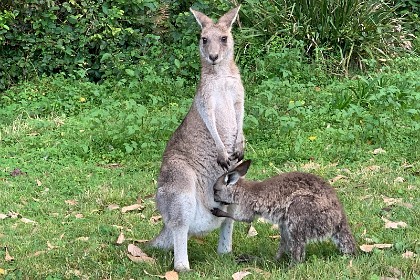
[1,56,419,279]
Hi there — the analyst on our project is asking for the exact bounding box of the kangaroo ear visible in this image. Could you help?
[224,171,241,186]
[235,159,251,176]
[217,5,240,29]
[190,8,214,29]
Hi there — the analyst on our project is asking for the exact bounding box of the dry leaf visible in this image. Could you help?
[127,244,155,264]
[0,268,5,275]
[402,250,417,259]
[301,161,320,171]
[31,251,45,257]
[65,199,77,206]
[359,243,393,252]
[36,179,42,186]
[269,235,280,239]
[165,270,179,280]
[75,213,84,219]
[76,236,89,241]
[329,174,347,184]
[247,225,258,237]
[149,215,162,224]
[232,271,252,280]
[394,177,405,183]
[5,247,14,262]
[372,148,386,155]
[382,217,407,229]
[107,204,120,210]
[0,213,7,220]
[116,231,125,245]
[366,165,380,171]
[8,211,19,219]
[21,217,37,224]
[47,241,58,250]
[382,196,413,209]
[121,204,143,213]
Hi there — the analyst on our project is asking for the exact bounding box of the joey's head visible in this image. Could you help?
[213,159,251,204]
[190,6,240,66]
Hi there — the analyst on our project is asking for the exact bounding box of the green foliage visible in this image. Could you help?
[240,0,413,75]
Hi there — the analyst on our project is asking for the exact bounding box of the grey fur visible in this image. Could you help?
[212,160,357,263]
[148,6,244,272]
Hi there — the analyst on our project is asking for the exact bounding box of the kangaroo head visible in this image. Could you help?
[214,159,251,203]
[190,6,240,66]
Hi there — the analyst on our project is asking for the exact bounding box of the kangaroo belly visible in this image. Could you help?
[188,202,227,235]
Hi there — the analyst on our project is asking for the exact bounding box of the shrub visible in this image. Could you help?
[240,0,413,75]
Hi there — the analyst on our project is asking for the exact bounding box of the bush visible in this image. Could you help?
[239,0,414,75]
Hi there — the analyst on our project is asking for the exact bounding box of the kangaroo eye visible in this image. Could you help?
[221,36,227,43]
[202,37,207,44]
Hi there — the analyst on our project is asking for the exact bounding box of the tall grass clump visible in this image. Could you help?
[240,0,412,75]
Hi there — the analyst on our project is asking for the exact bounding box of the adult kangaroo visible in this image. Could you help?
[148,6,245,272]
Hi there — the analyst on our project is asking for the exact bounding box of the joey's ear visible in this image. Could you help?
[224,171,241,186]
[217,5,240,29]
[235,159,251,176]
[190,8,214,29]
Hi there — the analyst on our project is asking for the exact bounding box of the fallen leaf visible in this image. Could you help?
[359,243,393,252]
[107,204,120,210]
[21,217,37,224]
[116,231,125,245]
[365,165,380,172]
[394,177,405,183]
[382,217,407,229]
[36,179,42,186]
[165,270,179,280]
[149,215,162,224]
[75,213,84,219]
[247,225,258,237]
[329,174,347,184]
[0,213,7,220]
[127,244,155,264]
[382,196,413,209]
[5,247,14,262]
[269,235,280,239]
[8,211,20,219]
[232,271,252,280]
[76,237,89,241]
[372,148,386,155]
[143,270,165,279]
[388,267,402,277]
[401,250,417,259]
[121,204,144,213]
[31,251,45,257]
[65,199,78,206]
[0,268,5,275]
[301,161,320,171]
[47,241,58,250]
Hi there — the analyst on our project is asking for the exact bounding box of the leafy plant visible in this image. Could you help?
[240,0,411,75]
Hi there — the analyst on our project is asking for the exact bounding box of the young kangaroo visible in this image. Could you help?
[148,7,245,272]
[212,160,357,263]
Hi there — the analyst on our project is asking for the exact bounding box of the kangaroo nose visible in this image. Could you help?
[209,54,218,62]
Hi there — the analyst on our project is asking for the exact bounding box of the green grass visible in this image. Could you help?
[1,56,419,279]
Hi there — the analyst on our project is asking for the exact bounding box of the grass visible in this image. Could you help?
[1,56,419,279]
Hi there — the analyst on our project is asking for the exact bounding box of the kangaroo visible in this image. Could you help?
[148,6,245,272]
[212,160,357,263]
